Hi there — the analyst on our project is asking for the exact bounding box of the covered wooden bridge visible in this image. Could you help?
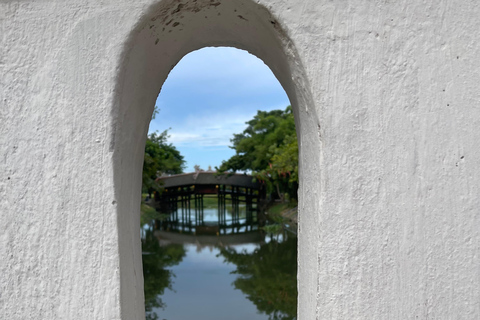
[153,172,265,234]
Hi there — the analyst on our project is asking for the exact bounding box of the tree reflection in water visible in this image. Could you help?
[219,235,297,320]
[142,228,186,320]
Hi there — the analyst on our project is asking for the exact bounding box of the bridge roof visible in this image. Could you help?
[157,172,259,189]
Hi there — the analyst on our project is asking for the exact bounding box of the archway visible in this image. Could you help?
[111,0,319,318]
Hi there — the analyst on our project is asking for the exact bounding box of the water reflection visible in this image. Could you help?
[142,202,296,320]
[220,236,297,320]
[160,205,261,235]
[142,228,186,320]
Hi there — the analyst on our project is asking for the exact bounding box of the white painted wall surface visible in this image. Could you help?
[1,0,479,319]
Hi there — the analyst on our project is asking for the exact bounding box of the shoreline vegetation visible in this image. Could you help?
[263,201,298,236]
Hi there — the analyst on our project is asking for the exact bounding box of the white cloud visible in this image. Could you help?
[167,110,254,147]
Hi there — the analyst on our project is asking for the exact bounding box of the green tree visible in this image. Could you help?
[143,106,185,196]
[255,133,298,201]
[143,130,185,196]
[218,106,298,200]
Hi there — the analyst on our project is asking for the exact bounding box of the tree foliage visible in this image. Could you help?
[219,236,297,320]
[143,130,185,196]
[218,106,298,201]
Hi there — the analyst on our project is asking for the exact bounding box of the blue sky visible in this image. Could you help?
[148,47,290,173]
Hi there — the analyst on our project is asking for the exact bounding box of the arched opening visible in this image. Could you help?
[111,0,319,318]
[143,46,295,319]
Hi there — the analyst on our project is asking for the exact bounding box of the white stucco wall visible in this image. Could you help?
[1,0,479,319]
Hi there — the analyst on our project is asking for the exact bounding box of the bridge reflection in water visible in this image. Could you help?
[153,172,265,236]
[144,173,296,320]
[143,227,297,320]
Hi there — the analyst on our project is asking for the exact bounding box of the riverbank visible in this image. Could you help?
[264,202,298,235]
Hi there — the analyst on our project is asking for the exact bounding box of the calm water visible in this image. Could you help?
[142,206,297,320]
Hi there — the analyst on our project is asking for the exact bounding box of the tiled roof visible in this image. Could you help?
[156,172,259,189]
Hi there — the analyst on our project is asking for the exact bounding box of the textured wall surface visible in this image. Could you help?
[1,0,479,319]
